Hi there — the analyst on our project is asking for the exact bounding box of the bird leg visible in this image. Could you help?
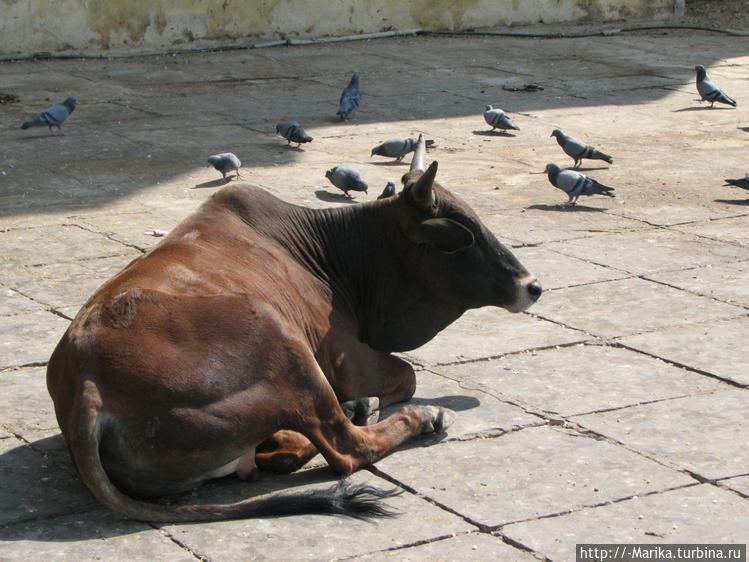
[344,191,354,199]
[235,170,243,180]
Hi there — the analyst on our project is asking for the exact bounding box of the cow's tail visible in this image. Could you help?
[68,388,401,523]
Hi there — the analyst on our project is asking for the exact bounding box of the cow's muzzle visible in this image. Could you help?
[506,276,542,313]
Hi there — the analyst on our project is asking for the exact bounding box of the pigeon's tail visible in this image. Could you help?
[590,149,613,164]
[724,177,749,190]
[21,121,32,129]
[717,92,737,107]
[589,181,615,197]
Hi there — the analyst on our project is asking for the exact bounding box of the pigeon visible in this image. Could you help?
[337,73,361,121]
[21,97,77,136]
[325,166,368,199]
[484,105,519,132]
[377,181,396,200]
[370,137,435,161]
[545,163,615,205]
[695,65,737,108]
[207,153,242,183]
[550,129,613,169]
[724,174,749,190]
[276,121,313,147]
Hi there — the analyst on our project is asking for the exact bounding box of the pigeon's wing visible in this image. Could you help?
[561,136,589,158]
[338,86,361,118]
[555,169,586,195]
[42,103,72,125]
[697,78,721,100]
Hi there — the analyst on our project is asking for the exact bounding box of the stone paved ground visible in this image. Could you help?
[1,24,748,562]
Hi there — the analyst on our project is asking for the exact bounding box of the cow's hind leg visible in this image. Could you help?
[255,430,318,473]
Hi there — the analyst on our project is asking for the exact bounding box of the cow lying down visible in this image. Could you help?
[47,140,541,522]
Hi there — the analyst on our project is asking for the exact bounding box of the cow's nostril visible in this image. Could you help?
[527,280,542,299]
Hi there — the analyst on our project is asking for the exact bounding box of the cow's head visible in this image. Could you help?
[393,142,540,315]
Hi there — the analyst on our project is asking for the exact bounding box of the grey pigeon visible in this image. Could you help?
[21,97,77,136]
[695,65,736,108]
[551,129,613,169]
[371,137,435,161]
[325,166,368,199]
[545,163,615,205]
[276,120,313,146]
[724,174,749,190]
[377,181,396,200]
[484,105,519,132]
[207,153,242,183]
[337,73,361,121]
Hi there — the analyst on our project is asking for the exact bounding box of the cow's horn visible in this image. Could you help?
[409,133,427,173]
[411,160,438,208]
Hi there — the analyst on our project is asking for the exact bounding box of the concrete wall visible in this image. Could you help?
[1,0,684,57]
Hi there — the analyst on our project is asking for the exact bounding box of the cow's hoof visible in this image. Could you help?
[421,406,456,434]
[342,396,380,426]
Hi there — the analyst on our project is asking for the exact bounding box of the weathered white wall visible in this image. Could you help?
[0,0,684,56]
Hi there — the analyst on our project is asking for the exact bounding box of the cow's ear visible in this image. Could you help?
[413,218,475,253]
[408,161,438,210]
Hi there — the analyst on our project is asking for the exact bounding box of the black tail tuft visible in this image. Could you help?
[245,480,402,521]
[21,121,31,129]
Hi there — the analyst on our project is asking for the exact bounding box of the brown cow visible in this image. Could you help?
[47,138,541,521]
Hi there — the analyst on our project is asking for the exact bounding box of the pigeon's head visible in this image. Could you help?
[63,97,77,109]
[550,129,563,139]
[485,105,493,111]
[545,163,561,175]
[694,65,707,80]
[350,72,360,86]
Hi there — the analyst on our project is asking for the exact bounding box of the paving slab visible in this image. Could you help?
[544,228,746,276]
[350,531,539,562]
[0,224,139,268]
[389,369,542,438]
[433,344,728,418]
[162,470,474,562]
[571,389,749,480]
[674,215,749,246]
[373,426,693,528]
[619,316,749,386]
[0,508,193,562]
[530,277,746,338]
[2,262,118,312]
[0,366,59,436]
[0,310,70,369]
[503,485,749,562]
[482,207,647,245]
[511,245,630,291]
[720,475,749,497]
[0,432,96,525]
[404,307,586,365]
[645,260,749,308]
[0,286,44,315]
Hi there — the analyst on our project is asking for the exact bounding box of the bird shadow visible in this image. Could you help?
[278,144,307,152]
[564,166,609,172]
[314,190,357,204]
[673,105,735,112]
[472,130,517,137]
[715,198,749,206]
[193,178,231,189]
[370,160,407,166]
[526,203,608,212]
